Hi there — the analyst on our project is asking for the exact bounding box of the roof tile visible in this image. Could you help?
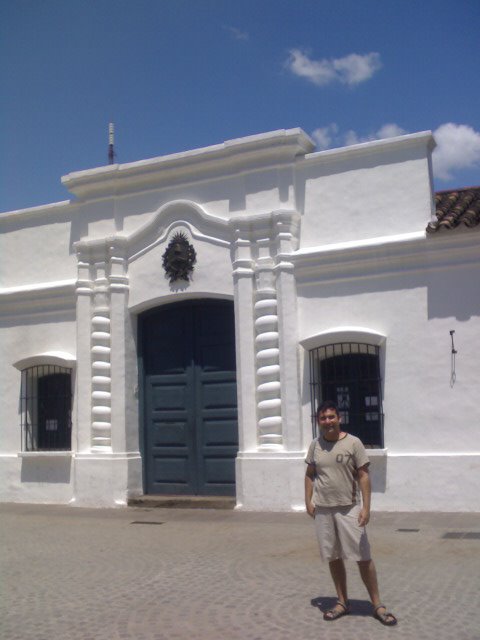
[428,187,480,233]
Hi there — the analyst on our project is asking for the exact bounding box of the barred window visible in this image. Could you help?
[21,365,72,451]
[309,343,384,448]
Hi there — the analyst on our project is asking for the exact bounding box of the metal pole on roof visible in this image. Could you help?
[108,122,115,164]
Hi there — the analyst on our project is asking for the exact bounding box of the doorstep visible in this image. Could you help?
[128,495,236,509]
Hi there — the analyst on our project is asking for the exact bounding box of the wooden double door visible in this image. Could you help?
[140,300,238,496]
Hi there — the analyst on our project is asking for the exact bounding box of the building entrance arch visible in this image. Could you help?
[139,299,238,496]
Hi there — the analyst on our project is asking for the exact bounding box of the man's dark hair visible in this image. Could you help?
[316,400,340,418]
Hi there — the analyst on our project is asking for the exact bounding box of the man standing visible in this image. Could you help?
[305,400,397,626]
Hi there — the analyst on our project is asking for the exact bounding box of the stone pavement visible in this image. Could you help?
[1,503,479,640]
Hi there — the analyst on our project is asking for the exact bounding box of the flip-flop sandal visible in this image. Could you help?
[323,601,350,621]
[374,604,398,626]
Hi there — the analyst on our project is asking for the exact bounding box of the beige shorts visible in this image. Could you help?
[314,504,371,562]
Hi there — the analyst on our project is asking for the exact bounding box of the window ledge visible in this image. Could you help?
[18,451,73,458]
[366,448,387,457]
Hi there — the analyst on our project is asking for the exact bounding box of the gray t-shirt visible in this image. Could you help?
[305,433,370,508]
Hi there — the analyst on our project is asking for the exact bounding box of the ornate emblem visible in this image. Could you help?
[162,232,197,283]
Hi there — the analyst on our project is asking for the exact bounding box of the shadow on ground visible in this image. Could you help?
[311,596,373,617]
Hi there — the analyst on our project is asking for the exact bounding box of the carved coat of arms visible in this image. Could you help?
[162,232,197,283]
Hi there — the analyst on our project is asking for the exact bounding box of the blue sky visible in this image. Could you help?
[1,0,479,213]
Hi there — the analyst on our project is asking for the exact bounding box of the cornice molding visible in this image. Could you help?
[62,129,315,200]
[0,280,76,317]
[294,228,480,284]
[229,209,301,241]
[0,200,74,223]
[301,130,435,168]
[0,279,76,300]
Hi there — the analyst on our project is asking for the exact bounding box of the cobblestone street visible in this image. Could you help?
[1,503,479,640]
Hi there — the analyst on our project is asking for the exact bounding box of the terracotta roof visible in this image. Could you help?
[427,186,480,233]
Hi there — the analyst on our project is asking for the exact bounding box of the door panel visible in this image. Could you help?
[145,372,194,494]
[142,300,238,496]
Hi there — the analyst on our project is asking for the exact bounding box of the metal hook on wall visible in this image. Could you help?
[450,330,457,387]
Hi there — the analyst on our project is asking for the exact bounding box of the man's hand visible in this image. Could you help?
[304,464,316,519]
[358,507,370,527]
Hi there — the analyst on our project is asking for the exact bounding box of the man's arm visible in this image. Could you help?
[305,464,316,518]
[357,464,371,526]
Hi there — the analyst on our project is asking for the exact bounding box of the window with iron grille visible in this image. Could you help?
[20,365,72,451]
[309,342,384,448]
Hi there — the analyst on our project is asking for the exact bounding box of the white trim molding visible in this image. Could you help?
[299,326,387,351]
[13,352,76,370]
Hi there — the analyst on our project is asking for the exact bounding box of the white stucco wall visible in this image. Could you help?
[298,133,435,248]
[0,203,77,288]
[1,128,478,512]
[295,229,480,511]
[0,314,77,504]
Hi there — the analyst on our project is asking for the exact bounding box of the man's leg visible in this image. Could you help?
[357,559,396,622]
[316,509,347,608]
[357,559,381,607]
[328,558,348,608]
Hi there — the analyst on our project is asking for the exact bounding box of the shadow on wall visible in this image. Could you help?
[299,248,479,323]
[369,455,387,493]
[21,457,72,484]
[427,267,480,321]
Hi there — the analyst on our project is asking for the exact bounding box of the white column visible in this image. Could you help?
[254,238,283,450]
[73,237,143,507]
[232,211,306,511]
[91,260,112,451]
[108,239,138,453]
[274,212,303,451]
[230,221,257,453]
[75,252,93,453]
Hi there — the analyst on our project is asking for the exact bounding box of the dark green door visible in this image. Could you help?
[140,300,238,496]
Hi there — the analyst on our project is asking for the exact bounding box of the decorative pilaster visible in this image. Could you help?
[91,260,112,451]
[230,220,257,452]
[273,211,303,451]
[254,238,283,449]
[75,235,136,455]
[231,210,302,454]
[75,251,94,453]
[108,238,135,453]
[73,235,142,506]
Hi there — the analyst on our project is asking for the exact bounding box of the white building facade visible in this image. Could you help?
[1,128,479,511]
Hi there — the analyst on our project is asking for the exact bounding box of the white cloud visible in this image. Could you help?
[223,25,249,41]
[286,50,381,87]
[311,124,338,150]
[310,121,480,182]
[343,129,360,146]
[286,50,336,86]
[432,123,480,181]
[311,122,406,149]
[345,123,407,145]
[333,53,382,86]
[376,123,407,139]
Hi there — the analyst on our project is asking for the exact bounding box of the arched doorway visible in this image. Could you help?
[139,299,238,496]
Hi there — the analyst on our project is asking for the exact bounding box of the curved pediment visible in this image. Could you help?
[74,199,233,262]
[127,200,231,263]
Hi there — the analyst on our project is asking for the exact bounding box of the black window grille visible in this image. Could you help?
[20,365,72,451]
[309,342,384,448]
